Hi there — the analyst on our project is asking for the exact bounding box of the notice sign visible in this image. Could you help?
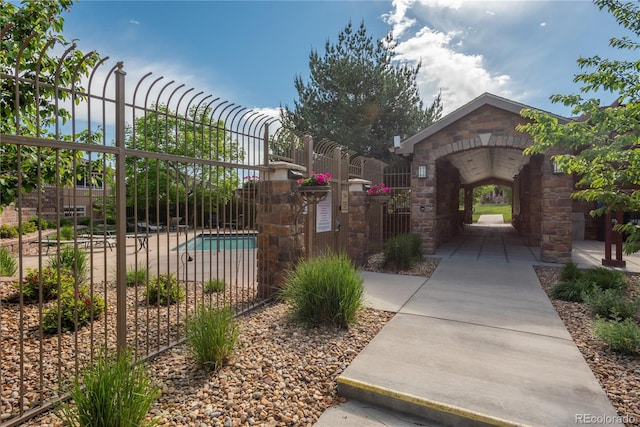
[316,193,332,233]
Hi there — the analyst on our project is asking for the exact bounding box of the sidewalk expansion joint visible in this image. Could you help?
[397,312,574,343]
[337,377,532,427]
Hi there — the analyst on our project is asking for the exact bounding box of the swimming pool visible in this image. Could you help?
[174,233,257,251]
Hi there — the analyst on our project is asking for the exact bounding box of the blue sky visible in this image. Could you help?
[60,0,633,121]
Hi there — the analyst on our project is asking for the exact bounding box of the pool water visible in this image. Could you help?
[175,233,257,251]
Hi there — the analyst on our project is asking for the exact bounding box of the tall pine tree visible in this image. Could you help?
[281,21,442,162]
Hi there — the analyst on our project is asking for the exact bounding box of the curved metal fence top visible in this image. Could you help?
[1,24,275,153]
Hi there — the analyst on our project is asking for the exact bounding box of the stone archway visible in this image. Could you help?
[394,93,574,263]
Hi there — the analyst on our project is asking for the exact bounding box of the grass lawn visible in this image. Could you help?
[471,204,512,223]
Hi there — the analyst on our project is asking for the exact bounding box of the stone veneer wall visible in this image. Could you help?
[411,105,532,255]
[347,180,370,267]
[254,168,374,296]
[435,160,462,247]
[540,152,574,263]
[255,176,304,298]
[20,187,63,221]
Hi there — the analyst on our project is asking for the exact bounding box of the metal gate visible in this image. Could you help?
[383,163,412,241]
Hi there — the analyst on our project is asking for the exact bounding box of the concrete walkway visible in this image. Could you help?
[316,215,626,427]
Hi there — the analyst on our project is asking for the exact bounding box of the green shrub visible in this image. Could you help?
[18,221,37,235]
[0,224,18,239]
[185,306,239,371]
[280,252,364,328]
[59,217,72,227]
[582,267,626,292]
[144,273,184,305]
[126,266,148,287]
[21,267,74,302]
[58,349,159,427]
[48,246,88,285]
[0,247,17,276]
[593,317,640,355]
[204,278,225,293]
[29,216,50,230]
[583,287,638,320]
[550,278,593,302]
[560,262,582,283]
[42,286,105,333]
[59,225,74,240]
[77,216,91,226]
[383,233,423,271]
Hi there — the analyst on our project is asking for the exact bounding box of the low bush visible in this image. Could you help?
[76,216,91,226]
[204,278,225,293]
[48,246,88,285]
[583,287,639,320]
[593,317,640,355]
[550,278,593,302]
[58,217,72,227]
[144,273,184,305]
[126,266,148,287]
[185,306,239,371]
[0,224,18,239]
[280,252,364,328]
[18,221,37,235]
[560,261,582,283]
[382,233,423,271]
[0,247,17,276]
[42,286,105,333]
[59,225,74,240]
[28,217,43,229]
[21,266,74,302]
[58,349,159,427]
[582,266,626,292]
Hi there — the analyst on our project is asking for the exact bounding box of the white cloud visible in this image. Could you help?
[393,26,511,114]
[383,0,417,38]
[540,22,547,27]
[384,0,523,113]
[129,20,140,25]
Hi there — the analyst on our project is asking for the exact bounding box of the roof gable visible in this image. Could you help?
[395,92,569,155]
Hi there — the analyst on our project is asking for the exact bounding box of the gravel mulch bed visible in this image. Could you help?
[16,256,439,427]
[9,258,640,427]
[1,278,259,426]
[534,266,640,426]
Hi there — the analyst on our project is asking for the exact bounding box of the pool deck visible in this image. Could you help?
[19,228,258,285]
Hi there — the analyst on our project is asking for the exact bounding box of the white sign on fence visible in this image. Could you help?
[316,193,332,233]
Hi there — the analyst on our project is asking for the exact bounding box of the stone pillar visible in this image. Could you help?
[540,154,573,263]
[256,162,306,297]
[347,179,371,267]
[412,159,437,255]
[528,155,543,247]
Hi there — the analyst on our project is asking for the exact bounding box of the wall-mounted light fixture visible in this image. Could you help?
[552,160,563,174]
[417,165,427,178]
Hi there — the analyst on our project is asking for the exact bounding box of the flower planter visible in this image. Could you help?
[369,194,391,203]
[298,185,330,203]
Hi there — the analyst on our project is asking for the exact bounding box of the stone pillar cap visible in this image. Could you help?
[268,161,306,172]
[348,178,371,185]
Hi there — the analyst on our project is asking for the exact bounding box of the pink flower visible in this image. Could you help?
[299,171,332,186]
[368,183,391,196]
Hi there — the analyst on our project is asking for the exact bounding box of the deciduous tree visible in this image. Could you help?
[125,105,242,223]
[0,0,100,210]
[518,0,640,253]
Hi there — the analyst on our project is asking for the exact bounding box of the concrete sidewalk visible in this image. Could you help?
[316,219,625,427]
